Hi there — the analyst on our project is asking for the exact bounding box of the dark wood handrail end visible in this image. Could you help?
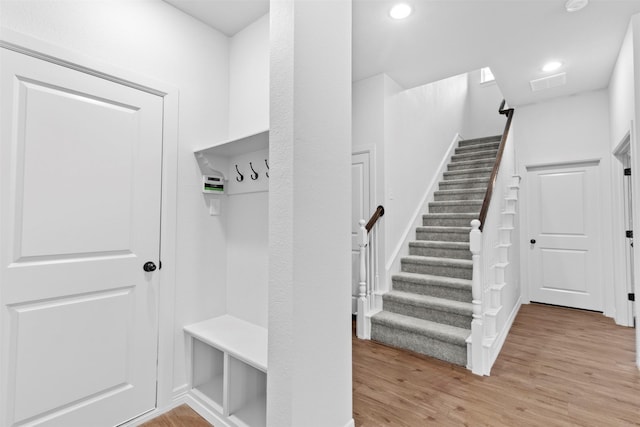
[365,205,385,233]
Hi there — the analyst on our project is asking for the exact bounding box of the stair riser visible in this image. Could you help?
[443,171,492,181]
[455,143,500,155]
[382,299,472,329]
[451,152,497,163]
[392,279,472,302]
[439,180,489,190]
[428,203,482,214]
[448,160,496,171]
[371,323,467,366]
[409,244,472,260]
[401,260,472,280]
[416,230,469,243]
[434,191,485,202]
[422,216,476,227]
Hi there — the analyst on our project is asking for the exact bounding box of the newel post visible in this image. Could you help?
[356,219,368,338]
[469,219,484,375]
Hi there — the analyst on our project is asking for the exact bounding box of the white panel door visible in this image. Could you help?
[0,48,163,426]
[527,162,603,311]
[351,152,370,314]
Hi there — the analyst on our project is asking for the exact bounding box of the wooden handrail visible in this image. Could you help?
[478,101,514,231]
[365,205,385,233]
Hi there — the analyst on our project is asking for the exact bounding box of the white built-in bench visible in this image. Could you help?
[184,315,267,427]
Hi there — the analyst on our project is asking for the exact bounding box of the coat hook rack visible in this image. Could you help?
[249,162,259,180]
[235,164,244,182]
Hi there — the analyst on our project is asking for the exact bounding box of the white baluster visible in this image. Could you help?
[356,219,368,339]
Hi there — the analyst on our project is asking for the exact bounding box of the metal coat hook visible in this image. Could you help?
[249,162,259,180]
[265,159,269,178]
[235,164,244,182]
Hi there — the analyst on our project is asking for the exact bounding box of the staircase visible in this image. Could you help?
[370,135,502,366]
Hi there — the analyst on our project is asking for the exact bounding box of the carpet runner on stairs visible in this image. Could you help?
[370,135,501,366]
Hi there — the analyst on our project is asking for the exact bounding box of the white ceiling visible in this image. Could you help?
[162,0,269,36]
[163,0,640,107]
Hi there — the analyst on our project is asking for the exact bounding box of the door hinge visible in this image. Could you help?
[629,293,635,302]
[624,168,631,176]
[626,230,633,238]
[159,261,162,270]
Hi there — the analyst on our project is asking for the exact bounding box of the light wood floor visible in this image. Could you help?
[139,404,211,427]
[143,303,640,426]
[353,303,640,426]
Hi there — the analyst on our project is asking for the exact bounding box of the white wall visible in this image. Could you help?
[384,73,468,272]
[462,69,506,139]
[514,91,616,318]
[229,13,269,138]
[609,24,635,148]
[225,14,270,328]
[0,0,230,400]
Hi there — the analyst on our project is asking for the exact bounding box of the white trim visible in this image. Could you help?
[0,28,180,420]
[182,393,234,427]
[611,131,634,326]
[385,133,462,279]
[525,158,601,171]
[342,419,356,427]
[484,297,522,375]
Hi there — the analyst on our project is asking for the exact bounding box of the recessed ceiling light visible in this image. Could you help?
[542,61,563,72]
[390,3,413,20]
[565,0,589,12]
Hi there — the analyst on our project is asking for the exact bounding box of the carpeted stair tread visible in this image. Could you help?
[450,150,498,163]
[423,213,477,224]
[384,290,472,314]
[434,188,486,201]
[392,271,472,302]
[443,167,493,180]
[416,226,471,243]
[409,240,472,259]
[402,255,472,268]
[439,177,490,190]
[402,255,473,279]
[455,142,500,155]
[428,200,483,214]
[458,135,502,146]
[392,271,472,289]
[416,225,471,234]
[448,158,497,171]
[371,311,470,345]
[410,240,470,249]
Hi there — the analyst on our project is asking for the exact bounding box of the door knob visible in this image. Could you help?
[143,261,157,272]
[530,239,536,244]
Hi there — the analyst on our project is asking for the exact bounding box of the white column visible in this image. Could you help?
[268,1,353,426]
[469,219,484,375]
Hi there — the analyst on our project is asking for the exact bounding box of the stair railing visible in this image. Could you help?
[357,205,385,339]
[469,100,515,375]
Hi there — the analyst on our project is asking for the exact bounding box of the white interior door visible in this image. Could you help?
[526,162,603,311]
[0,48,163,426]
[351,152,371,314]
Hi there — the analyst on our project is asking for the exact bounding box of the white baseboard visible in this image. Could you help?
[124,391,189,426]
[183,393,233,427]
[343,418,356,427]
[483,296,522,375]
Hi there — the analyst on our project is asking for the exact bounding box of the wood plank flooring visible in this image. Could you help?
[353,303,640,426]
[142,303,639,426]
[139,404,212,427]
